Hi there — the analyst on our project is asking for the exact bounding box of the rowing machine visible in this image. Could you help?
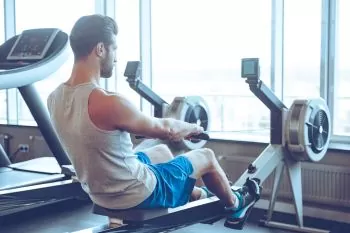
[234,58,331,233]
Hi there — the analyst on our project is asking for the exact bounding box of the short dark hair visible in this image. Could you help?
[69,14,118,60]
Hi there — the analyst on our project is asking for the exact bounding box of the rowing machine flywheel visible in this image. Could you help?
[285,98,331,162]
[163,96,210,150]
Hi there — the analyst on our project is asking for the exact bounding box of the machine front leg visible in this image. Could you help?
[285,157,303,227]
[266,162,285,222]
[264,157,329,233]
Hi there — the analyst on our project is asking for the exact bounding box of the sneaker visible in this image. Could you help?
[224,178,262,230]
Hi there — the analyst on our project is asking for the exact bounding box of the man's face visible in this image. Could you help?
[100,36,117,78]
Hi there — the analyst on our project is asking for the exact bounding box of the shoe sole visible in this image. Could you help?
[224,202,255,230]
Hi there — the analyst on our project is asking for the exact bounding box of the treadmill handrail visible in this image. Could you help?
[0,30,72,166]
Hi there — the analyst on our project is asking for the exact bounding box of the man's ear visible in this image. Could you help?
[95,42,105,58]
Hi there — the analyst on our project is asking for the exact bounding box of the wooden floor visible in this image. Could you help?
[0,200,348,233]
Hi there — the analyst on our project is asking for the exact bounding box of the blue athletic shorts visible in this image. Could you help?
[133,152,196,209]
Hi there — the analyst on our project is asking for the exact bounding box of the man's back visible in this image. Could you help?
[47,82,156,209]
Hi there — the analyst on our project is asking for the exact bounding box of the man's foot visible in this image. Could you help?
[190,186,215,202]
[201,186,215,198]
[224,178,262,230]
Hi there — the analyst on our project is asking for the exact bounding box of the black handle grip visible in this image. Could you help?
[135,133,210,141]
[189,133,210,140]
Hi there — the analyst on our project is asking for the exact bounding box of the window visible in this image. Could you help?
[0,0,3,43]
[114,0,140,109]
[0,0,6,124]
[15,0,95,125]
[151,0,271,138]
[0,90,6,124]
[283,0,322,107]
[334,0,350,136]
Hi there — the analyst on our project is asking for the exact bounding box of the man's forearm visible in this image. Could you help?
[160,118,200,141]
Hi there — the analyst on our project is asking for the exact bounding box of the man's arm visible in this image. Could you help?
[99,91,203,141]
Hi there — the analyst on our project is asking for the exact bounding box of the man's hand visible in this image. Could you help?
[169,123,204,142]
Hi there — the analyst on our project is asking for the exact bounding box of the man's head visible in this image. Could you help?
[70,14,118,78]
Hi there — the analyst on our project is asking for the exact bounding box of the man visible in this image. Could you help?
[47,14,261,228]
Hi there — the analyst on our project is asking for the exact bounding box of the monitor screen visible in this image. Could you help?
[124,61,141,77]
[241,58,259,78]
[7,28,59,60]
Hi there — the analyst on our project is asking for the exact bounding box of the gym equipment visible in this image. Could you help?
[0,28,87,218]
[73,58,331,233]
[125,61,210,151]
[234,58,330,233]
[74,62,259,233]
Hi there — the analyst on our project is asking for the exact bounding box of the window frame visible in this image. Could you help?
[1,0,349,149]
[330,0,350,143]
[4,0,17,125]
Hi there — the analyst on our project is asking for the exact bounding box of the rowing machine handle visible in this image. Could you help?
[187,133,210,140]
[135,133,210,141]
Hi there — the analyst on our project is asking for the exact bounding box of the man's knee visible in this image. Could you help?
[184,148,217,177]
[200,148,215,157]
[199,148,217,169]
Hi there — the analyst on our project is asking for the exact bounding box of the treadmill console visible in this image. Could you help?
[7,28,59,60]
[241,58,260,79]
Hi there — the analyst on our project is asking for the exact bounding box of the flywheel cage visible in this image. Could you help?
[285,98,331,162]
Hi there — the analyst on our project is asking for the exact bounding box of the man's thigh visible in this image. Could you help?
[138,144,174,164]
[134,155,196,209]
[181,148,215,179]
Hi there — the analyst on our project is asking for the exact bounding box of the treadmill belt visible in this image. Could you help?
[0,195,68,216]
[0,169,64,190]
[8,157,62,174]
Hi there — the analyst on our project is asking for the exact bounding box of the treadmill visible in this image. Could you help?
[0,28,87,218]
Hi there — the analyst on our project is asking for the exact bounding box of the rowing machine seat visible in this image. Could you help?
[92,190,231,223]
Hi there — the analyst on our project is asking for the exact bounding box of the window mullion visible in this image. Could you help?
[4,0,18,125]
[271,0,284,100]
[327,0,336,137]
[139,0,152,115]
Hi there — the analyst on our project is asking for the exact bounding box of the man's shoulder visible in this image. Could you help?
[47,83,64,105]
[88,89,131,120]
[48,84,61,98]
[89,88,124,105]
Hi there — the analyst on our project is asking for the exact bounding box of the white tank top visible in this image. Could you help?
[47,82,156,209]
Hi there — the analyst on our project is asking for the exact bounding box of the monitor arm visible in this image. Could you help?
[124,61,168,118]
[241,58,287,144]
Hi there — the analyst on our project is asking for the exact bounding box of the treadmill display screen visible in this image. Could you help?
[7,28,59,60]
[241,58,259,78]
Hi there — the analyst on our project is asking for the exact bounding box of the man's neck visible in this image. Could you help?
[67,60,101,86]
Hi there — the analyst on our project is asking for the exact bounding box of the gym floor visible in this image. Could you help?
[0,199,292,233]
[1,199,349,233]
